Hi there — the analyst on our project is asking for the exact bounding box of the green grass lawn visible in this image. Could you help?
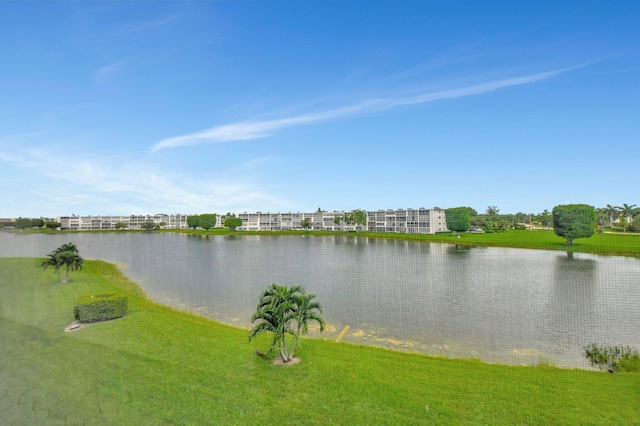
[1,258,638,424]
[167,228,640,257]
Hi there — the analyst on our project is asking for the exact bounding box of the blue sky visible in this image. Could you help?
[1,1,638,218]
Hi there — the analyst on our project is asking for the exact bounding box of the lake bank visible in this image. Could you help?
[2,232,638,369]
[1,258,638,424]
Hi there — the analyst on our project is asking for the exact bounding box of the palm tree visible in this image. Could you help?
[605,204,619,228]
[51,242,79,254]
[249,283,302,362]
[57,251,84,283]
[290,292,325,357]
[42,243,83,283]
[42,253,64,283]
[595,208,610,229]
[617,204,637,232]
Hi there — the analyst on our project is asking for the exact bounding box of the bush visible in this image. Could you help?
[74,292,128,322]
[584,343,640,373]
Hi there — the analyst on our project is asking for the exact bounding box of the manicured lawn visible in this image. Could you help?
[358,229,640,257]
[168,228,640,257]
[1,258,638,424]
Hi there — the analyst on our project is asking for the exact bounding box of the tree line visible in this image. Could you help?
[445,203,639,234]
[446,203,640,245]
[2,218,61,230]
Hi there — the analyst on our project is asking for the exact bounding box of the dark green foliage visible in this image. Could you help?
[31,218,45,228]
[187,215,200,229]
[584,343,640,372]
[14,217,33,229]
[224,216,242,231]
[140,221,159,231]
[249,283,325,362]
[42,243,83,283]
[74,292,128,322]
[552,204,596,245]
[198,213,217,231]
[342,209,367,231]
[114,221,128,230]
[445,207,472,232]
[45,221,61,230]
[300,218,312,230]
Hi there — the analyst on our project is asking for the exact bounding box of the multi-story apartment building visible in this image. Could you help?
[57,207,448,234]
[236,211,361,232]
[366,208,447,234]
[59,214,189,230]
[235,207,447,234]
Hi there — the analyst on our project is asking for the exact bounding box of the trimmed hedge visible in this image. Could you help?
[74,292,128,322]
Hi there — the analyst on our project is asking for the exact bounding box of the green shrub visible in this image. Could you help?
[74,292,128,322]
[584,343,640,372]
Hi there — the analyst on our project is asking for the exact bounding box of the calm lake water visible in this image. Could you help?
[2,232,639,368]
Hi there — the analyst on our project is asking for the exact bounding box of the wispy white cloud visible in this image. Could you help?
[95,62,124,84]
[152,65,582,152]
[1,146,286,215]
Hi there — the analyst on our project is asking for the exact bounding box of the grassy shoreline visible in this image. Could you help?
[1,258,638,424]
[173,228,640,257]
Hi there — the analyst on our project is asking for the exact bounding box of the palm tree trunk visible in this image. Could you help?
[281,334,290,362]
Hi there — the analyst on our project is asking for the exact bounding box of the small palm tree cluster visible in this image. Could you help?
[249,283,325,363]
[42,242,84,283]
[596,203,639,232]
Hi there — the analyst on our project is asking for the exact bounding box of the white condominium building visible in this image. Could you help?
[58,207,448,234]
[59,214,189,230]
[366,208,447,234]
[235,207,447,234]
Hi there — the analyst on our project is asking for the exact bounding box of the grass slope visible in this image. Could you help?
[1,258,638,424]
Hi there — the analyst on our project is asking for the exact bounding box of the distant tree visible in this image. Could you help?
[352,209,367,231]
[224,216,243,231]
[342,212,354,230]
[158,221,167,228]
[514,212,529,224]
[445,207,471,233]
[539,209,552,229]
[333,215,341,228]
[31,218,45,228]
[140,221,159,232]
[604,204,619,227]
[300,218,312,230]
[14,218,33,230]
[617,204,637,232]
[552,204,596,245]
[595,208,610,229]
[114,221,128,230]
[45,221,61,230]
[460,207,478,217]
[486,206,500,217]
[630,214,640,232]
[187,215,200,230]
[198,213,217,231]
